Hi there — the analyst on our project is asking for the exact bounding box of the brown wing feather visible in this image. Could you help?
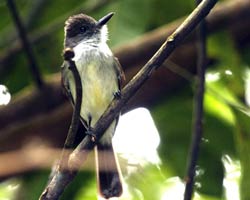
[113,57,125,90]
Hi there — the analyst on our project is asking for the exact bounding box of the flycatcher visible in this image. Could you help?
[61,12,124,198]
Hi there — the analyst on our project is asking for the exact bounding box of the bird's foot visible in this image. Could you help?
[85,127,96,142]
[113,90,121,99]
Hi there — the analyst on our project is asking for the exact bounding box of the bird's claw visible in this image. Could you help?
[113,90,121,99]
[86,128,96,142]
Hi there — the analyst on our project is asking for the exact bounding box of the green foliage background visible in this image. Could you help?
[0,0,250,199]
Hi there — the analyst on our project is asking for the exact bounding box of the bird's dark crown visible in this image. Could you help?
[64,13,113,48]
[64,14,98,38]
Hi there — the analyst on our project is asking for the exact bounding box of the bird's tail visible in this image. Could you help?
[96,143,123,199]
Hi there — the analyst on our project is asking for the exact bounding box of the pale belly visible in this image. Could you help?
[74,60,118,127]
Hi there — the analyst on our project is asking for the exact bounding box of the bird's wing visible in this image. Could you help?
[61,61,74,103]
[113,57,125,90]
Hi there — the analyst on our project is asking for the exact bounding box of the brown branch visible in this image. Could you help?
[184,0,207,199]
[40,0,217,199]
[0,146,61,179]
[0,102,71,152]
[58,49,82,168]
[0,74,64,130]
[0,145,118,180]
[6,0,44,90]
[0,147,81,180]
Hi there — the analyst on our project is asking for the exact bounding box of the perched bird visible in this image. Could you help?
[61,12,125,198]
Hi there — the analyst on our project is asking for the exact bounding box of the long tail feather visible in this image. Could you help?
[96,143,123,199]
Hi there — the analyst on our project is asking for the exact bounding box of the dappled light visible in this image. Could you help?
[222,155,241,200]
[0,85,11,105]
[0,179,19,200]
[244,68,250,107]
[114,107,161,167]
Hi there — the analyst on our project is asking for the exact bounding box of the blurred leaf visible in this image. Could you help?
[150,0,193,29]
[204,92,234,125]
[102,0,153,47]
[126,164,165,200]
[19,171,50,200]
[29,0,86,30]
[152,87,193,177]
[232,108,250,200]
[2,52,33,94]
[207,32,244,97]
[0,179,20,200]
[62,171,95,200]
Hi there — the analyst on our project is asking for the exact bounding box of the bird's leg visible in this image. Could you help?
[113,90,121,99]
[85,114,96,142]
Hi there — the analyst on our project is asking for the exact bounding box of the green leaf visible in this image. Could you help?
[232,108,250,200]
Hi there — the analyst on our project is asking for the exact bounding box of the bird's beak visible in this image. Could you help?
[97,12,114,27]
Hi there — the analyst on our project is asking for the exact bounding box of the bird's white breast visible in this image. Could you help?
[71,43,118,126]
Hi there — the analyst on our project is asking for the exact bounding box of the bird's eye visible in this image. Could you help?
[80,26,87,33]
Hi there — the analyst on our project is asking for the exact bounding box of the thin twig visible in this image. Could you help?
[58,48,83,169]
[6,0,44,90]
[184,0,207,199]
[39,0,217,199]
[61,49,82,149]
[39,48,83,200]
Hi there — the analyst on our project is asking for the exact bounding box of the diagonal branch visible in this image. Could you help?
[184,0,207,199]
[6,0,44,90]
[40,0,217,199]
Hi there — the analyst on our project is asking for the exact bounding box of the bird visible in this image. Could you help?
[61,12,125,198]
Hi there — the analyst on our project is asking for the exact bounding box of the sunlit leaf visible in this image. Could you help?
[0,179,20,200]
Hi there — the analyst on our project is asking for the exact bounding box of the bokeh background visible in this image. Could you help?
[0,0,250,199]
